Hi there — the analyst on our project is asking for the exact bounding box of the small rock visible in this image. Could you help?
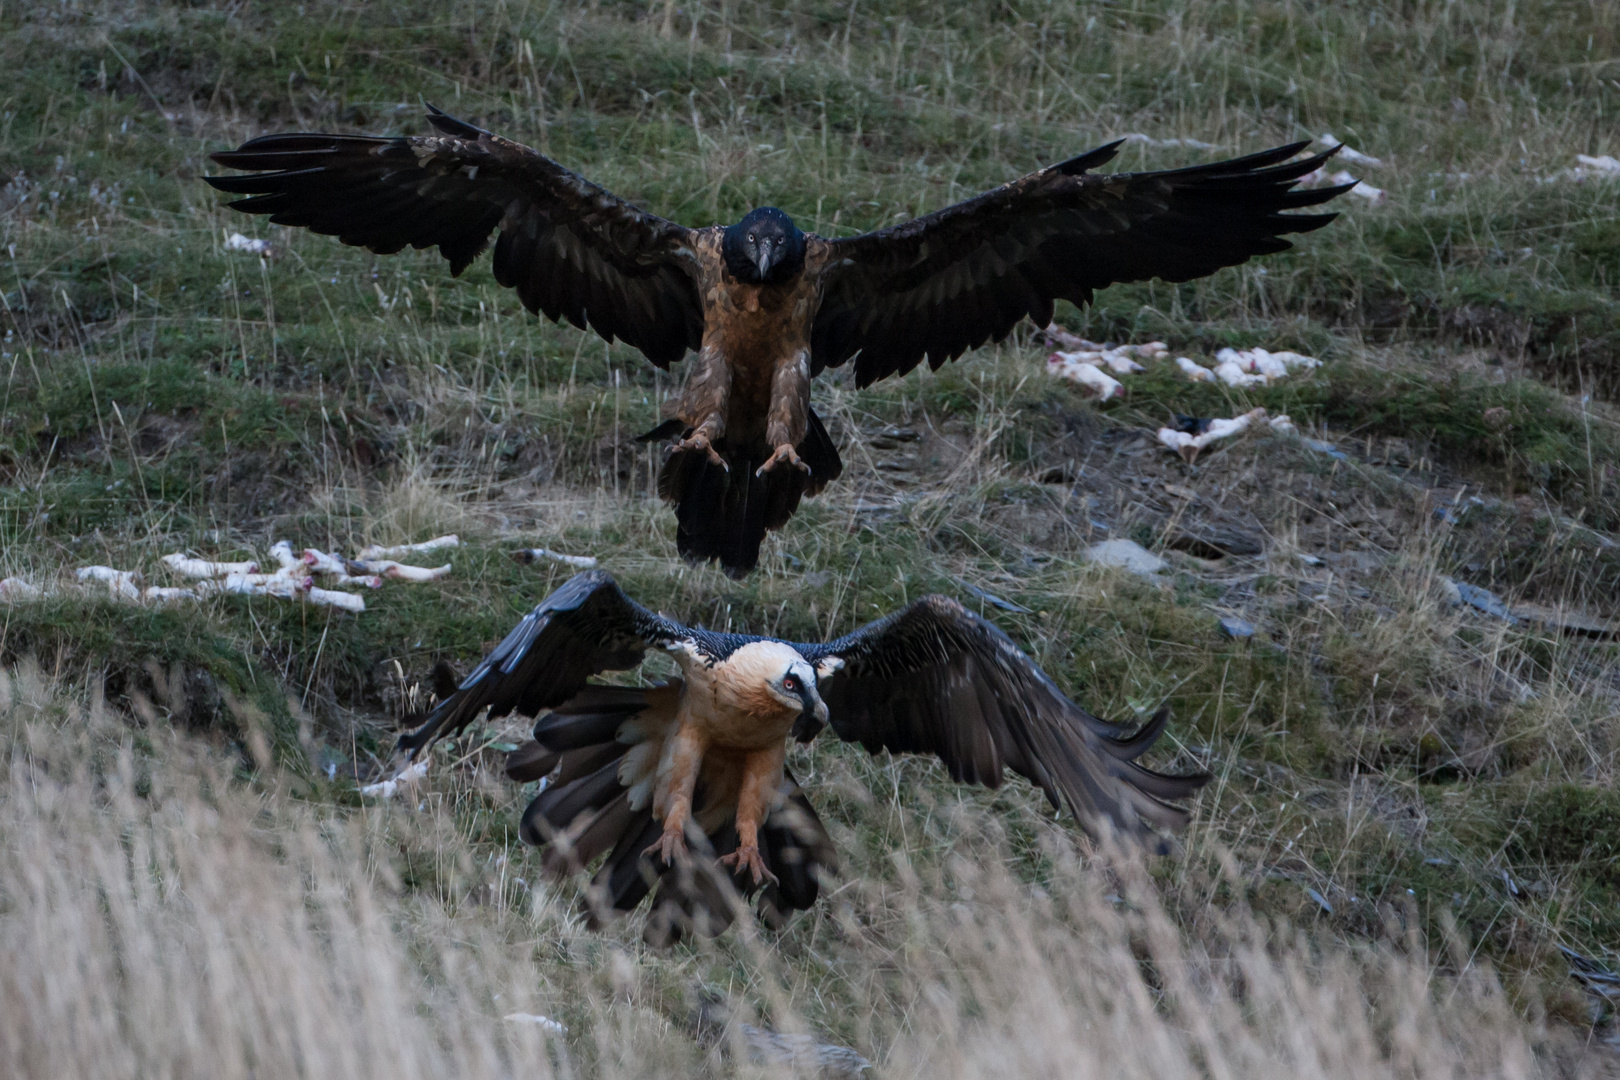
[1444,578,1517,622]
[1218,617,1256,639]
[1436,576,1463,606]
[1084,539,1167,577]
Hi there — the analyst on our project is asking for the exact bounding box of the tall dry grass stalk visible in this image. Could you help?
[0,664,1555,1079]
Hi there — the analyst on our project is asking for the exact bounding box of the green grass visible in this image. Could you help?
[4,0,1620,1071]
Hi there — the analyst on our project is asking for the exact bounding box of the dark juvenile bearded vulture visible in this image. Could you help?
[397,570,1209,941]
[207,107,1348,576]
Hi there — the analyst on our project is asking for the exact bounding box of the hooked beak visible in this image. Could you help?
[802,683,829,728]
[755,248,771,278]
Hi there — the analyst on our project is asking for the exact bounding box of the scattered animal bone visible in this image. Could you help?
[334,574,384,589]
[0,577,45,601]
[1046,354,1123,400]
[1175,356,1216,382]
[1551,154,1620,183]
[77,566,143,600]
[1300,166,1386,204]
[355,534,460,560]
[223,230,272,255]
[693,992,870,1079]
[503,1014,567,1034]
[512,548,600,569]
[1156,408,1270,463]
[360,758,430,799]
[267,540,303,573]
[143,586,203,603]
[346,559,452,583]
[1210,358,1269,388]
[1314,134,1383,169]
[307,586,366,612]
[1122,132,1223,152]
[1216,346,1321,381]
[300,547,349,575]
[221,571,310,599]
[162,553,260,577]
[1051,347,1145,374]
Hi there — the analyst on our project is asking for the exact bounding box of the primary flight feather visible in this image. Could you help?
[397,570,1209,942]
[208,107,1349,575]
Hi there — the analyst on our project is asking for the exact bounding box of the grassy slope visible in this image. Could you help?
[2,0,1620,1071]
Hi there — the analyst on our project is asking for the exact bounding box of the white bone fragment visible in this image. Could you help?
[1300,167,1386,204]
[503,1014,567,1034]
[143,586,201,603]
[1268,414,1298,434]
[360,759,430,799]
[1156,408,1268,462]
[162,553,259,578]
[223,231,271,254]
[1266,350,1322,370]
[334,574,384,589]
[268,540,303,572]
[1046,355,1123,400]
[1226,346,1290,380]
[1042,328,1108,352]
[355,535,460,560]
[347,559,452,583]
[300,547,349,575]
[1317,135,1383,168]
[77,566,142,600]
[307,586,365,612]
[1122,133,1223,151]
[221,572,310,598]
[1053,347,1142,375]
[1210,359,1268,388]
[512,548,600,569]
[0,578,45,601]
[1175,357,1216,382]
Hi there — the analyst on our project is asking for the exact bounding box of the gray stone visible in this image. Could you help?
[1218,617,1256,639]
[1083,539,1167,577]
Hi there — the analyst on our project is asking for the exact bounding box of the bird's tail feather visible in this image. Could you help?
[508,682,837,942]
[653,407,843,577]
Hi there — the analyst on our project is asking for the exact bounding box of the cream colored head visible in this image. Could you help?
[726,640,828,726]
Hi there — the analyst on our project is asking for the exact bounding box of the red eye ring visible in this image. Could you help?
[783,675,798,691]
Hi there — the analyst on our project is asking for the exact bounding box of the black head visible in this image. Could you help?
[722,207,806,286]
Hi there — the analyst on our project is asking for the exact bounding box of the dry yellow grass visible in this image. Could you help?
[0,662,1585,1079]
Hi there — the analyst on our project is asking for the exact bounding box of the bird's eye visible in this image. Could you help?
[782,675,798,692]
[747,233,756,243]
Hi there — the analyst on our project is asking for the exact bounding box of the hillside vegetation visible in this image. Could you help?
[2,1,1619,1075]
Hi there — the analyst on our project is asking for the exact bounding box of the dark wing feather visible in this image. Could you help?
[796,596,1209,842]
[396,570,686,757]
[811,142,1351,387]
[206,105,704,368]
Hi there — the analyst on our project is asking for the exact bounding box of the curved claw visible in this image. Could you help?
[645,827,689,866]
[755,443,810,478]
[719,844,778,887]
[672,432,727,471]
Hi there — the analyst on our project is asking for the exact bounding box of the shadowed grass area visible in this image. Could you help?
[3,0,1620,1072]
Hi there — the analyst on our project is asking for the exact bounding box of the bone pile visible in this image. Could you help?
[1044,329,1171,400]
[1043,328,1323,393]
[1,535,459,614]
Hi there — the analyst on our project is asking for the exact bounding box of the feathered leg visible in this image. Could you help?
[647,718,705,863]
[757,349,811,476]
[718,743,785,885]
[671,343,730,468]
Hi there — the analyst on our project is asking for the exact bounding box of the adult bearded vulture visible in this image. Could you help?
[207,107,1348,576]
[397,570,1209,942]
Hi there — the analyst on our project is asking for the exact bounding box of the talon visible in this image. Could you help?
[755,444,809,477]
[673,432,727,470]
[645,826,688,866]
[719,844,778,886]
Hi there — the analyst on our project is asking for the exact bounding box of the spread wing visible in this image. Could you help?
[397,570,687,757]
[206,105,704,368]
[796,596,1209,842]
[810,142,1349,386]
